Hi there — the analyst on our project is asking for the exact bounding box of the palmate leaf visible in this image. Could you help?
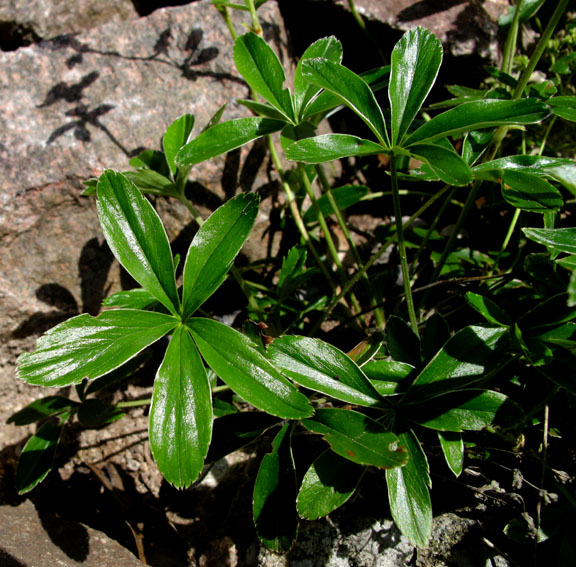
[268,335,384,407]
[150,325,212,488]
[294,36,343,118]
[16,418,66,494]
[234,32,294,122]
[301,58,389,146]
[405,326,509,402]
[96,171,180,314]
[7,396,77,426]
[163,113,195,175]
[408,389,511,432]
[438,431,463,477]
[253,423,298,552]
[404,99,550,147]
[18,310,177,387]
[175,117,285,167]
[386,430,432,548]
[409,143,473,186]
[285,134,385,164]
[187,318,313,419]
[523,228,576,255]
[301,408,409,469]
[297,450,364,520]
[501,170,563,212]
[181,192,259,318]
[389,27,442,145]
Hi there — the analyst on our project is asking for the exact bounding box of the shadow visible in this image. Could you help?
[37,509,90,562]
[10,234,115,338]
[397,0,467,22]
[38,71,99,107]
[78,238,115,315]
[0,20,41,51]
[131,0,201,17]
[0,550,27,567]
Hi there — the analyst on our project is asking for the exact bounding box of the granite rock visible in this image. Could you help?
[0,0,139,50]
[280,0,510,60]
[0,499,144,567]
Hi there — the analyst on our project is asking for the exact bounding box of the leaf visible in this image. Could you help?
[102,288,158,310]
[163,113,195,175]
[253,423,298,552]
[278,246,307,299]
[188,318,313,419]
[234,32,294,121]
[501,170,563,212]
[302,58,389,145]
[389,27,442,145]
[294,36,343,118]
[409,389,511,431]
[420,313,451,365]
[523,228,576,255]
[207,412,282,463]
[406,326,509,401]
[268,336,384,407]
[16,419,65,494]
[386,430,432,548]
[438,431,463,477]
[96,170,180,314]
[518,293,576,329]
[77,399,124,428]
[18,310,177,387]
[465,292,511,326]
[238,99,288,121]
[176,118,284,167]
[473,155,576,195]
[285,134,385,164]
[404,99,550,147]
[297,450,364,520]
[150,326,212,488]
[303,184,371,224]
[535,323,576,348]
[7,396,77,426]
[409,143,473,186]
[122,169,179,198]
[302,65,390,122]
[549,97,576,122]
[181,193,259,317]
[386,315,421,367]
[301,408,409,468]
[129,149,171,178]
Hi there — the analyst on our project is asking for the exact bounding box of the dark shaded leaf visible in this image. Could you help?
[297,450,364,519]
[253,423,298,552]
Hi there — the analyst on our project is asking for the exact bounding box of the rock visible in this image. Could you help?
[279,0,510,61]
[0,0,287,491]
[0,499,144,566]
[0,0,286,336]
[0,0,139,50]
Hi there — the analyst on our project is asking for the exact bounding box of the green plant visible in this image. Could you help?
[9,0,576,559]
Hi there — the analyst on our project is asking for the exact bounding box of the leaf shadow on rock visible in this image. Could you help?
[10,237,114,339]
[0,550,26,567]
[397,0,467,22]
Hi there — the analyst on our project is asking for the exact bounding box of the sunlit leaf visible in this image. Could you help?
[150,326,212,488]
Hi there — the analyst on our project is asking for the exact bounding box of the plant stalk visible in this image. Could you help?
[390,154,420,337]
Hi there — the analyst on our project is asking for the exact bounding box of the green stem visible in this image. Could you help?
[390,154,419,337]
[299,165,364,323]
[311,182,452,334]
[315,165,386,329]
[512,0,569,100]
[212,384,231,394]
[214,4,238,41]
[117,398,151,408]
[501,0,524,74]
[244,0,262,35]
[267,136,336,289]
